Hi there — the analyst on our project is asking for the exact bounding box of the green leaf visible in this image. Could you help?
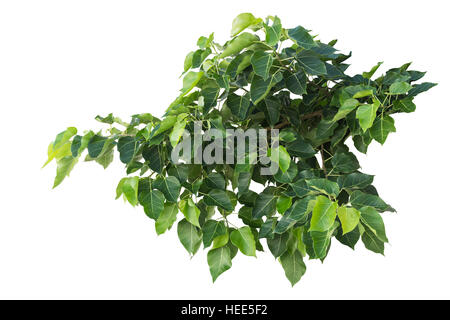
[337,206,360,235]
[338,172,374,190]
[296,52,326,75]
[309,195,338,232]
[393,98,416,113]
[155,203,178,235]
[219,32,259,58]
[179,198,201,227]
[285,71,307,95]
[53,127,77,150]
[275,197,314,234]
[306,178,340,197]
[408,82,437,97]
[276,196,292,215]
[332,98,359,122]
[336,227,360,250]
[119,176,140,207]
[204,189,234,211]
[117,136,139,164]
[363,61,383,79]
[170,116,187,147]
[252,192,278,219]
[389,81,412,95]
[202,220,227,248]
[237,172,252,197]
[311,222,339,259]
[290,179,311,198]
[362,228,385,255]
[177,219,202,255]
[270,145,291,173]
[139,188,165,219]
[53,156,78,188]
[267,232,289,258]
[231,13,259,37]
[207,246,232,282]
[181,71,204,96]
[153,176,181,203]
[251,51,273,80]
[230,226,256,256]
[250,72,283,105]
[350,190,394,212]
[263,97,281,126]
[274,162,298,183]
[356,103,379,132]
[264,16,282,46]
[226,92,251,121]
[279,249,307,287]
[286,137,316,158]
[87,135,108,158]
[287,26,317,49]
[370,115,396,145]
[332,152,360,173]
[142,145,163,174]
[360,206,389,243]
[225,51,253,78]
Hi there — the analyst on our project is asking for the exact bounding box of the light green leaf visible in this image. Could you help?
[179,198,201,227]
[276,196,292,214]
[231,13,259,37]
[53,156,78,188]
[207,246,232,282]
[309,195,338,232]
[181,71,204,96]
[362,61,383,79]
[120,176,140,207]
[269,145,291,173]
[219,32,259,58]
[155,203,178,235]
[337,206,361,235]
[311,221,339,259]
[230,226,256,256]
[389,81,412,95]
[356,103,379,132]
[170,115,187,147]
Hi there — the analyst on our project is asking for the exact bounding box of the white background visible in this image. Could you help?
[1,0,449,299]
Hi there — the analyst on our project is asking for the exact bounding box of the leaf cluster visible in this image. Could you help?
[45,13,436,286]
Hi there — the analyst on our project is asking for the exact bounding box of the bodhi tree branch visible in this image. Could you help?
[44,13,436,286]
